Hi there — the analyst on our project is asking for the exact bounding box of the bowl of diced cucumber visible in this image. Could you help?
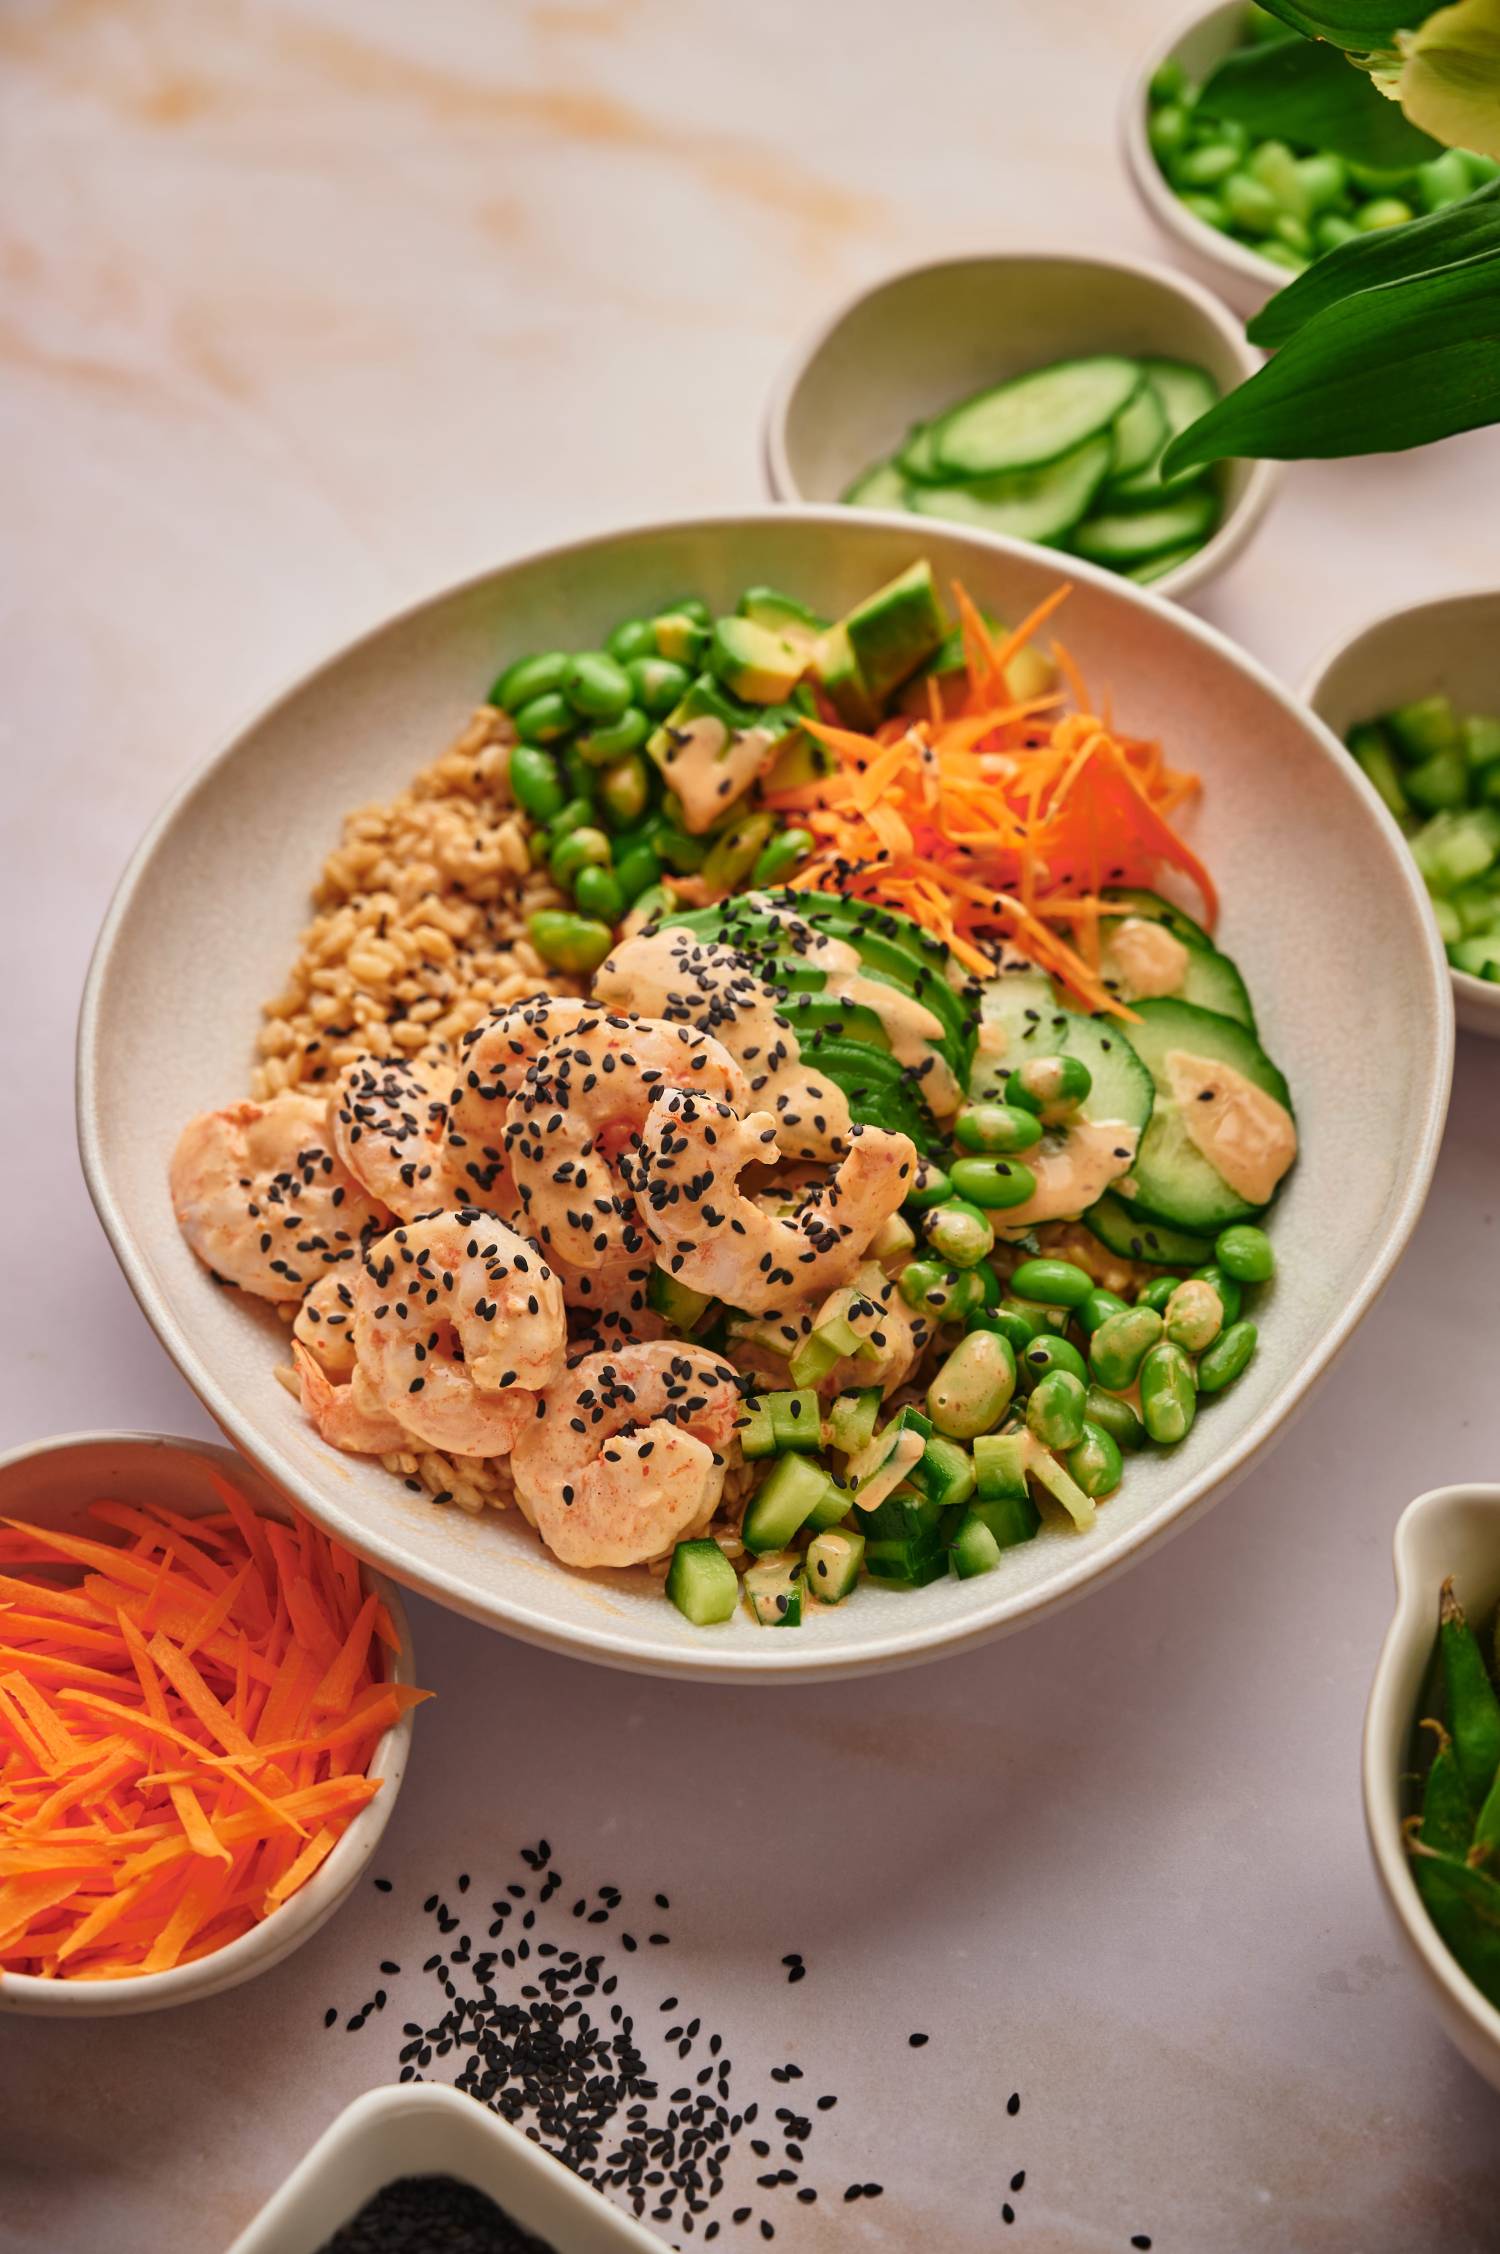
[1303,589,1500,1039]
[1125,0,1499,314]
[765,250,1280,603]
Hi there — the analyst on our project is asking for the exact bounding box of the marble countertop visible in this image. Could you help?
[4,2,1500,2248]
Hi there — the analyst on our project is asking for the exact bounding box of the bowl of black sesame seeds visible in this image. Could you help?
[227,2082,665,2254]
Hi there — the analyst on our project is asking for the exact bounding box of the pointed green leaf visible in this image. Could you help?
[1248,176,1500,342]
[1199,36,1443,164]
[1253,0,1440,49]
[1162,245,1500,467]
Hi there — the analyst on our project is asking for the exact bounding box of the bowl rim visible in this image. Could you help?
[0,1428,415,2013]
[1120,0,1294,298]
[760,244,1283,602]
[1299,584,1500,1024]
[76,505,1454,1682]
[1361,1482,1500,2063]
[226,2082,666,2254]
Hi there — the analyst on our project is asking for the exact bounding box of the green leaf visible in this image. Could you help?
[1162,245,1500,466]
[1248,176,1500,341]
[1252,0,1441,49]
[1199,36,1443,164]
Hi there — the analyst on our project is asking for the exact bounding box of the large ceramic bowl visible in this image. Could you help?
[1302,589,1500,1041]
[1363,1484,1500,2095]
[78,510,1452,1682]
[0,1432,414,2017]
[763,250,1281,603]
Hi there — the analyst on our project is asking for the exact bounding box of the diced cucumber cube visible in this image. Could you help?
[826,1387,882,1457]
[648,1267,715,1331]
[867,1211,917,1266]
[1026,1442,1096,1531]
[806,1527,864,1603]
[742,1455,831,1555]
[950,1510,1004,1580]
[736,1398,777,1461]
[1451,933,1500,979]
[1462,714,1500,768]
[974,1430,1030,1502]
[767,1389,823,1452]
[806,1479,855,1533]
[666,1539,739,1626]
[972,1492,1042,1549]
[1388,693,1460,763]
[744,1558,804,1625]
[849,1407,931,1511]
[864,1530,948,1585]
[909,1432,976,1511]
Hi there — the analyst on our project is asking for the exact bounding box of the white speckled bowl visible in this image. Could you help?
[1303,589,1500,1040]
[763,250,1280,603]
[1123,0,1289,316]
[78,511,1452,1682]
[0,1432,414,2017]
[1363,1484,1500,2095]
[228,2083,662,2254]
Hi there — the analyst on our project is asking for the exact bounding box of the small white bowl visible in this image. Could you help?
[227,2083,663,2254]
[0,1431,415,2017]
[1122,0,1289,316]
[763,250,1281,603]
[1363,1483,1500,2096]
[1302,590,1500,1041]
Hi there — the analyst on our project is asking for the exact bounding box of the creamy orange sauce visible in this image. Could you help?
[1164,1048,1297,1206]
[658,714,779,833]
[1107,917,1190,999]
[994,1117,1140,1231]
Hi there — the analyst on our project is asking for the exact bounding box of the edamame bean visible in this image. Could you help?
[986,1299,1054,1353]
[1195,1318,1257,1395]
[1139,1340,1197,1446]
[1089,1305,1163,1391]
[751,829,814,887]
[1315,212,1361,252]
[1027,1369,1087,1452]
[1164,1278,1223,1355]
[653,824,708,874]
[1192,1264,1242,1326]
[598,753,650,829]
[903,1162,952,1212]
[1137,1274,1182,1315]
[562,744,597,802]
[1215,1224,1275,1284]
[1272,211,1312,256]
[1149,56,1186,102]
[548,795,596,842]
[1004,1053,1092,1123]
[898,1259,979,1323]
[924,1198,996,1270]
[1223,170,1280,235]
[574,864,625,923]
[563,651,633,723]
[1176,140,1241,190]
[927,1330,1017,1441]
[1019,1333,1088,1390]
[1079,1287,1128,1336]
[1358,195,1415,230]
[628,655,691,717]
[527,910,615,975]
[606,617,657,666]
[508,742,567,824]
[953,1102,1043,1155]
[493,650,568,712]
[516,690,576,746]
[1180,191,1230,230]
[576,706,650,765]
[1295,152,1348,212]
[1417,148,1474,212]
[949,1155,1039,1211]
[1439,1579,1500,1803]
[628,883,671,926]
[1008,1257,1093,1309]
[1068,1419,1123,1499]
[1084,1385,1144,1454]
[550,825,611,889]
[614,839,662,901]
[702,811,774,894]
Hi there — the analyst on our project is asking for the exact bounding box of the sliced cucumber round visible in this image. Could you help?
[904,433,1113,546]
[1096,921,1255,1029]
[1110,381,1169,478]
[1071,487,1220,569]
[1120,998,1294,1232]
[971,974,1154,1216]
[896,423,945,484]
[932,358,1144,478]
[1108,360,1220,503]
[1082,1190,1217,1270]
[1101,886,1214,952]
[842,461,905,509]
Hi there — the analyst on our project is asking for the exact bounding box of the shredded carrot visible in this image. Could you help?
[763,578,1211,1011]
[0,1483,426,1984]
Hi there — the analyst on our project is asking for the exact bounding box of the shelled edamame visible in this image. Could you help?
[1345,694,1500,983]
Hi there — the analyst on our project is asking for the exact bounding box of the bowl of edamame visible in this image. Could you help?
[1364,1484,1500,2096]
[1302,589,1500,1041]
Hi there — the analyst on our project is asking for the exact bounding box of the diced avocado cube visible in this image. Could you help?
[762,725,836,796]
[812,622,878,729]
[841,560,946,703]
[646,675,787,833]
[666,1539,739,1626]
[744,1557,804,1625]
[972,1491,1042,1549]
[1388,693,1460,764]
[737,586,829,659]
[652,611,710,667]
[767,1389,823,1452]
[806,1527,864,1603]
[949,1509,1003,1580]
[742,1454,831,1555]
[709,615,806,705]
[647,1267,715,1332]
[826,1387,882,1458]
[735,1397,777,1462]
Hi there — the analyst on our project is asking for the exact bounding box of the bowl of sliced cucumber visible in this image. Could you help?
[764,250,1280,603]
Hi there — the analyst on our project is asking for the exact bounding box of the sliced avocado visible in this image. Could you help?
[773,993,893,1053]
[842,559,946,703]
[805,1039,947,1155]
[762,726,836,793]
[646,675,795,833]
[812,621,878,728]
[737,587,828,659]
[709,615,806,705]
[652,611,710,667]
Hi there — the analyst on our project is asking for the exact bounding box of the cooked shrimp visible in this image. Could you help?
[329,1056,449,1221]
[292,1271,359,1379]
[292,1343,412,1456]
[511,1341,744,1569]
[504,1008,747,1282]
[632,1089,916,1316]
[353,1209,567,1455]
[170,1090,391,1304]
[440,994,590,1217]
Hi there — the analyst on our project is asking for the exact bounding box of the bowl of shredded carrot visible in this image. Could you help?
[0,1430,424,2015]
